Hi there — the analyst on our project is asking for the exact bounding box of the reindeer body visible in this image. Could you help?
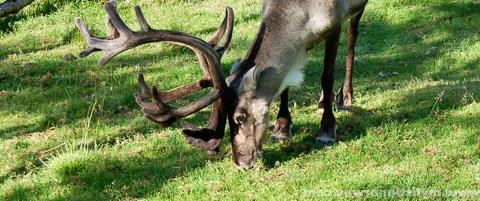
[253,0,368,98]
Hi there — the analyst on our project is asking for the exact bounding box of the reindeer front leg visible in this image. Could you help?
[316,27,341,145]
[271,88,292,140]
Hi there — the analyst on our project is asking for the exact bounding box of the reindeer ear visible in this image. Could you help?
[252,66,261,80]
[238,66,258,93]
[229,59,242,75]
[239,66,277,93]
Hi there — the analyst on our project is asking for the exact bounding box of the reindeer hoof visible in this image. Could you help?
[256,150,264,158]
[271,118,291,141]
[315,125,337,145]
[315,135,336,145]
[316,108,324,116]
[270,130,291,141]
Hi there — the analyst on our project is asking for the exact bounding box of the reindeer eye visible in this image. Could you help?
[234,112,247,125]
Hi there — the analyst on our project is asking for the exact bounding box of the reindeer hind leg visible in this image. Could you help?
[336,9,365,111]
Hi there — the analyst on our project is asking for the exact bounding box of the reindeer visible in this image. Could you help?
[75,0,368,170]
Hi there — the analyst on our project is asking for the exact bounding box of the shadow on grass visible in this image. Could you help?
[57,151,206,200]
[262,107,372,169]
[0,14,27,33]
[0,0,84,33]
[0,122,47,139]
[3,148,208,200]
[0,1,72,62]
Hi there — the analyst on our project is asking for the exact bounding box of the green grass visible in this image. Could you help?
[1,0,479,200]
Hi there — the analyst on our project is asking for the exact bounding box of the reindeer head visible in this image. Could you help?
[227,24,267,170]
[75,1,268,169]
[231,68,270,169]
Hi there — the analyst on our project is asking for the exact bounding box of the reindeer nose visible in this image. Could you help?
[234,112,247,124]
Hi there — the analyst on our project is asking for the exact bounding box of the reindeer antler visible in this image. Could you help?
[75,1,235,154]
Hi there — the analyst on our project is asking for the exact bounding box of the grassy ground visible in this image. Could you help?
[1,0,479,200]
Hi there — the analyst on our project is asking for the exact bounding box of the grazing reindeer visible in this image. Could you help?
[232,0,368,169]
[75,0,367,170]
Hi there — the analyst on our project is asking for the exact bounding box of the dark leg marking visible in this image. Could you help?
[316,27,341,145]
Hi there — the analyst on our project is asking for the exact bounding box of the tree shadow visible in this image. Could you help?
[0,0,76,33]
[0,24,80,59]
[0,13,27,33]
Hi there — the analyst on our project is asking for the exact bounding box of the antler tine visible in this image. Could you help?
[78,7,120,58]
[207,7,234,57]
[136,86,223,126]
[74,1,135,65]
[150,86,170,114]
[79,47,98,58]
[103,2,134,36]
[134,6,152,32]
[137,73,152,97]
[74,17,122,65]
[215,7,234,57]
[74,18,116,64]
[74,17,93,41]
[208,8,228,46]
